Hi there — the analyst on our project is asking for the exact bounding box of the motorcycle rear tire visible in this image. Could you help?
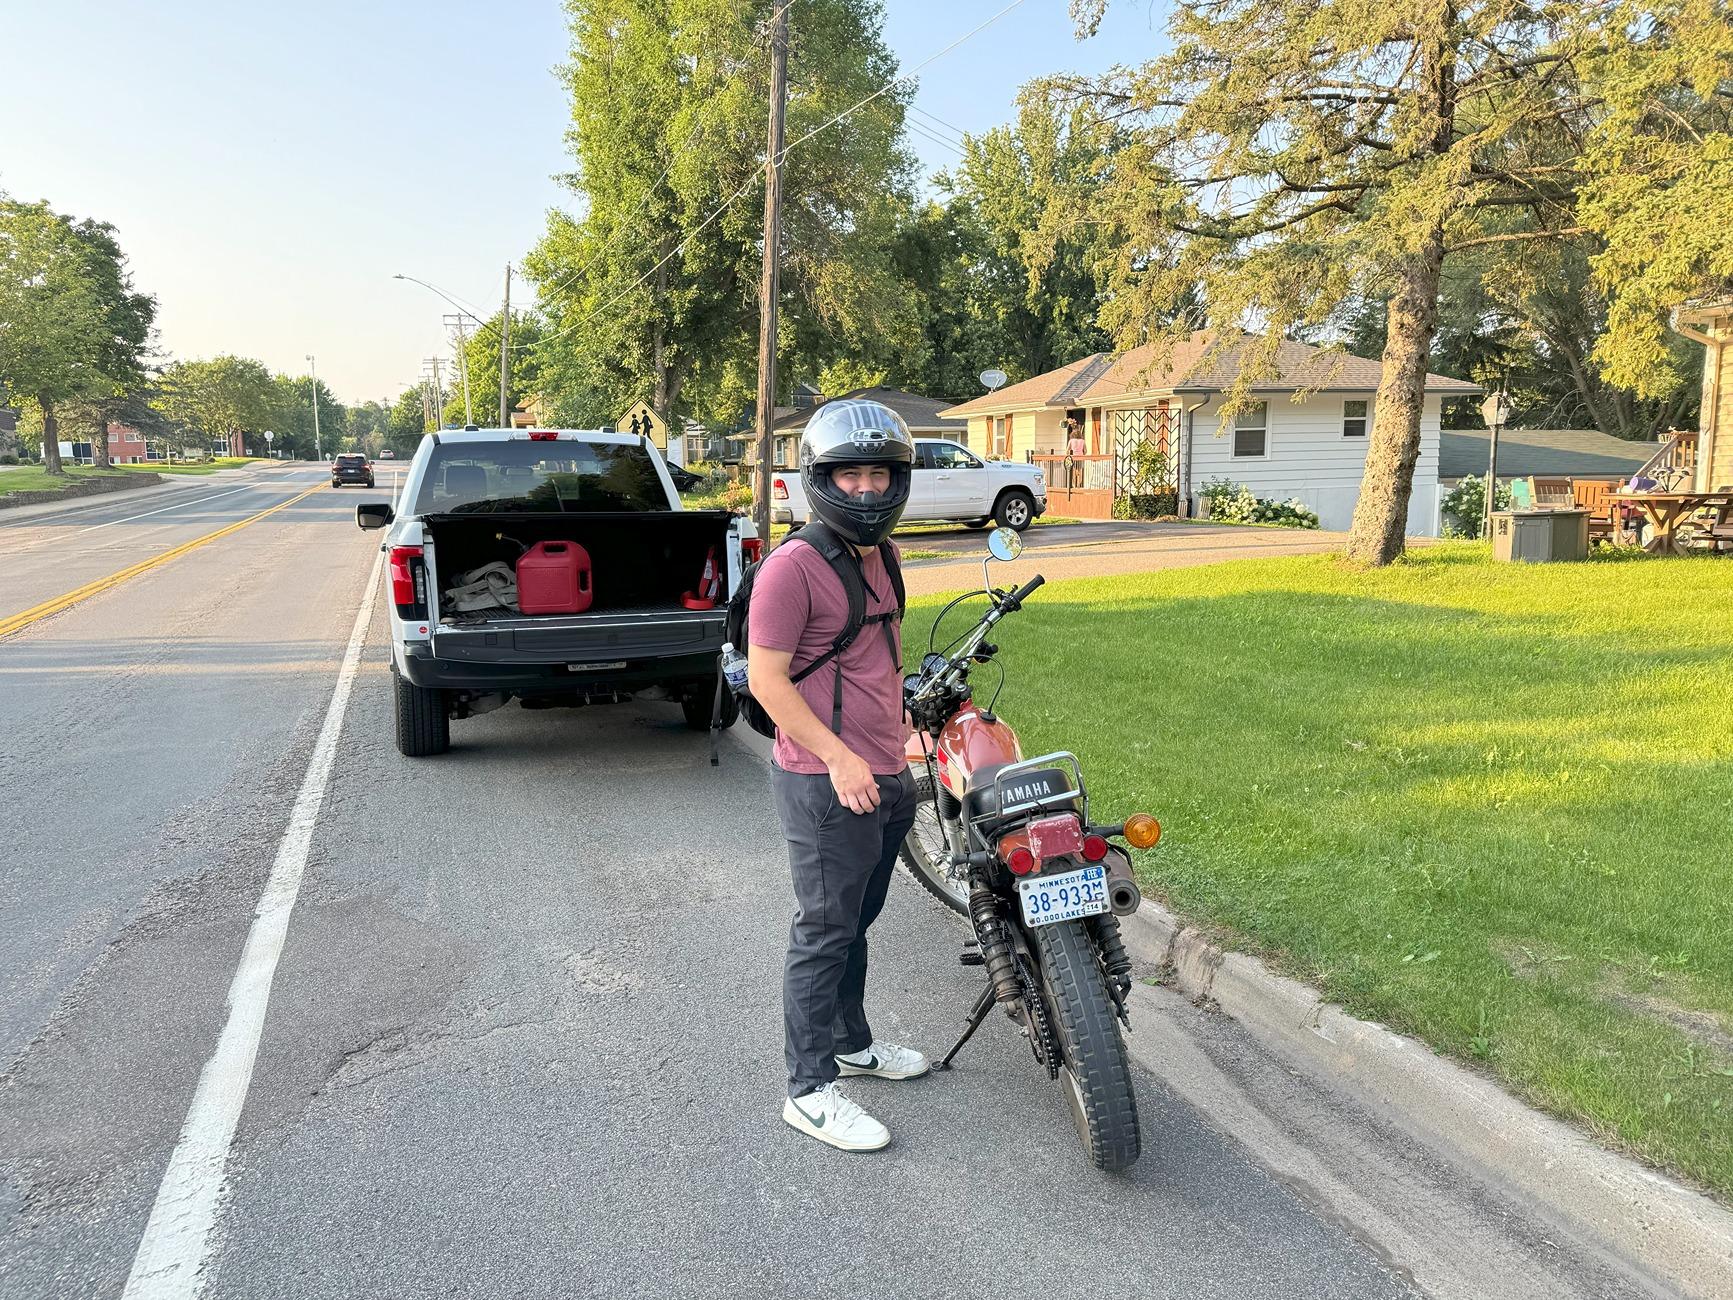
[1032,918,1142,1173]
[898,770,968,914]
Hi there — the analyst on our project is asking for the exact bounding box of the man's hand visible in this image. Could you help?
[750,643,882,815]
[827,747,881,815]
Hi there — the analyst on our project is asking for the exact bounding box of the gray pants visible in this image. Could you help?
[772,765,918,1098]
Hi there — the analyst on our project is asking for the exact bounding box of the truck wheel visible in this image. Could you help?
[994,489,1035,531]
[394,669,450,756]
[962,518,990,530]
[682,686,738,731]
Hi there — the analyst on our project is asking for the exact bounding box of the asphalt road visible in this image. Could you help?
[0,469,1625,1298]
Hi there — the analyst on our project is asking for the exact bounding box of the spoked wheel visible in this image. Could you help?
[898,769,968,914]
[1030,919,1142,1172]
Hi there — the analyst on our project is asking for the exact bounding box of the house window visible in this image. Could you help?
[1343,399,1369,438]
[993,416,1010,458]
[1232,402,1268,458]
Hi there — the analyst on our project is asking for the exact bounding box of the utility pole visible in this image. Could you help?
[444,313,475,425]
[306,354,322,460]
[423,357,447,429]
[753,2,790,548]
[420,379,435,432]
[499,264,512,429]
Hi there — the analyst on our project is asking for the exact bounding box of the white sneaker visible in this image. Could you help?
[836,1040,930,1080]
[782,1082,890,1151]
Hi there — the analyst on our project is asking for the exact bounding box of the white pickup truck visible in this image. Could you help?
[770,438,1047,531]
[356,428,756,756]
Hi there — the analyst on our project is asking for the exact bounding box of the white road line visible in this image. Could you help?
[74,485,260,534]
[121,546,385,1300]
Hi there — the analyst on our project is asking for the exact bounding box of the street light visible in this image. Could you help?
[394,273,477,426]
[306,355,322,461]
[1480,389,1513,539]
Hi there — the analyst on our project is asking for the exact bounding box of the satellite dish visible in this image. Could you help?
[979,368,1008,392]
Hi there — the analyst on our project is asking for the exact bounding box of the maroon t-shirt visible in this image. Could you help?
[748,538,909,776]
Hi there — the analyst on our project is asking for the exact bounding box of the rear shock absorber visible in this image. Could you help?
[970,887,1022,1005]
[1087,913,1134,1021]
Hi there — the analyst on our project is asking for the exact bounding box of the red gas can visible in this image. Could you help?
[516,540,594,614]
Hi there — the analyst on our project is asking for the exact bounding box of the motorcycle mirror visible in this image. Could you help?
[987,528,1022,562]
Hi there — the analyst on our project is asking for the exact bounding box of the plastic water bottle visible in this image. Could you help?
[720,642,750,693]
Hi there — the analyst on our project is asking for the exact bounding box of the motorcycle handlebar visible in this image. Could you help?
[1001,574,1046,610]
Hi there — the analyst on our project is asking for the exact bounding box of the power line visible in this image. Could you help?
[526,0,1031,354]
[908,120,967,157]
[909,103,972,141]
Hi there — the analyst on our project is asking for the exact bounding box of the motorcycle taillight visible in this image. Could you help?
[1006,847,1036,876]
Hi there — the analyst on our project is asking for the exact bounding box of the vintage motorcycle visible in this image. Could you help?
[898,528,1162,1173]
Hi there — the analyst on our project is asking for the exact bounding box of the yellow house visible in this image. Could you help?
[1672,300,1733,490]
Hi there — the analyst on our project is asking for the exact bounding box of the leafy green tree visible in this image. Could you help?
[157,356,276,456]
[527,0,916,434]
[389,386,430,449]
[444,310,544,428]
[945,96,1121,379]
[0,198,155,474]
[264,370,345,459]
[1063,0,1731,565]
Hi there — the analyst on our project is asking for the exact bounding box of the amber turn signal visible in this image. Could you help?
[1122,814,1161,849]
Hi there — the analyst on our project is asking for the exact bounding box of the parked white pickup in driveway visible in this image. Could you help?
[771,438,1047,531]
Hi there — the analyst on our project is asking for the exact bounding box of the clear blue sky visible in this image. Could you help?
[1,1,1169,405]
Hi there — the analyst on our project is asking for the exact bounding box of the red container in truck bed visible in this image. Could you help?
[516,540,594,614]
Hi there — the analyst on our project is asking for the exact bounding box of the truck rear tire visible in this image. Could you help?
[682,685,738,731]
[394,669,450,756]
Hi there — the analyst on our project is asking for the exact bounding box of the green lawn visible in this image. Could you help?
[0,457,264,495]
[0,464,129,495]
[904,545,1733,1196]
[113,457,261,475]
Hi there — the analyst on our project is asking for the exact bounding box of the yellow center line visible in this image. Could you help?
[0,484,326,641]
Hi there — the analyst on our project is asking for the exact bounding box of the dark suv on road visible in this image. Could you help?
[332,454,374,488]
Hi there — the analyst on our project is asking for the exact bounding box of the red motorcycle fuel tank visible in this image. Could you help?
[929,706,1022,799]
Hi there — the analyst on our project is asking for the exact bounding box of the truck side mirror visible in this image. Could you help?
[356,503,394,530]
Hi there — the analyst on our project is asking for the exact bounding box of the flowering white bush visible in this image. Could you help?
[1202,479,1319,529]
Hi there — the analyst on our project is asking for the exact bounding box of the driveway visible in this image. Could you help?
[894,520,1347,596]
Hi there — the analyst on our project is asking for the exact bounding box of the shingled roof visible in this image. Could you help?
[771,387,969,435]
[1439,428,1659,480]
[944,330,1480,418]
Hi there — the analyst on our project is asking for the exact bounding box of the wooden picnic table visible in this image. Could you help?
[1610,490,1733,555]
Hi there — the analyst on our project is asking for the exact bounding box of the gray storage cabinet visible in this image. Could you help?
[1491,509,1591,562]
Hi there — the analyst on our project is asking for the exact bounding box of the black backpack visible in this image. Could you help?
[722,521,906,740]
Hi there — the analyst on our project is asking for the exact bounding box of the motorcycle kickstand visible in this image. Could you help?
[933,986,996,1072]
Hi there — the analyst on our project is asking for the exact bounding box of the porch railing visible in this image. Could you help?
[1635,429,1698,490]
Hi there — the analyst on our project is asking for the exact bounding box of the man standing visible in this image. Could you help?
[749,399,927,1152]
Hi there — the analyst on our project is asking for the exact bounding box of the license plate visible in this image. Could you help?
[1016,864,1109,927]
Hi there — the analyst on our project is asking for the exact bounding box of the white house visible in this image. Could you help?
[942,331,1481,535]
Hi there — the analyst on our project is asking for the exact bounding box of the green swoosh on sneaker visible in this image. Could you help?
[843,1054,879,1071]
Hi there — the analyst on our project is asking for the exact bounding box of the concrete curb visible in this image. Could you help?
[1119,902,1733,1299]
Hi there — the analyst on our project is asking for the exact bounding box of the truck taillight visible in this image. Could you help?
[772,478,788,500]
[388,546,423,611]
[743,538,763,562]
[527,431,559,441]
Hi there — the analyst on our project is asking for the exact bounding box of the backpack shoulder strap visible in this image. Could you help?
[783,522,868,685]
[878,540,905,616]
